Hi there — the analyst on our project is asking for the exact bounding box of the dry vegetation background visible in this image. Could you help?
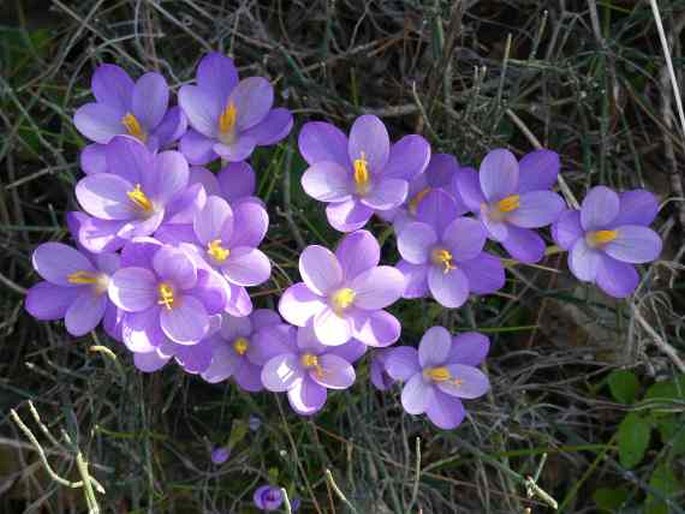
[1,0,685,512]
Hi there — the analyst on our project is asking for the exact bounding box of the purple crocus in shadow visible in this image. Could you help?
[259,322,365,415]
[74,64,186,174]
[210,446,230,465]
[253,485,283,512]
[396,189,505,308]
[370,349,396,391]
[387,153,468,232]
[455,148,566,263]
[278,230,405,347]
[107,240,226,373]
[178,52,293,164]
[385,326,491,430]
[201,309,282,390]
[75,136,189,253]
[25,242,120,337]
[552,186,662,298]
[299,115,430,232]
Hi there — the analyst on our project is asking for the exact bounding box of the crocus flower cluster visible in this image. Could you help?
[25,52,664,436]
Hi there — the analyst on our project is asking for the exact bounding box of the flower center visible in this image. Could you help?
[157,283,176,310]
[495,194,520,213]
[586,229,618,248]
[127,184,153,213]
[331,287,356,314]
[207,239,230,263]
[431,248,456,274]
[353,152,370,195]
[67,270,109,295]
[233,337,249,356]
[301,352,324,378]
[408,187,431,215]
[218,102,237,141]
[121,113,147,142]
[424,366,464,385]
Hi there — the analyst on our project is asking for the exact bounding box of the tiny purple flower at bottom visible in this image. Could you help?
[253,485,283,511]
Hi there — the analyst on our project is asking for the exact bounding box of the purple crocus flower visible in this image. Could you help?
[75,136,189,253]
[253,485,283,512]
[210,446,230,465]
[74,64,186,174]
[108,241,226,370]
[299,115,430,232]
[387,153,468,232]
[259,323,364,415]
[370,349,395,391]
[385,326,490,430]
[552,186,662,298]
[278,230,405,347]
[396,189,505,307]
[201,309,282,390]
[178,52,293,164]
[455,148,566,263]
[25,242,120,337]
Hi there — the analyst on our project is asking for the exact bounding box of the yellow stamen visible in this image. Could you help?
[301,352,324,378]
[496,194,520,213]
[586,229,618,248]
[431,248,456,274]
[353,152,370,194]
[127,184,153,213]
[408,187,431,215]
[424,366,464,386]
[121,113,146,141]
[424,366,451,382]
[331,288,356,314]
[157,283,175,310]
[218,102,237,135]
[67,270,99,285]
[233,337,249,356]
[207,239,230,263]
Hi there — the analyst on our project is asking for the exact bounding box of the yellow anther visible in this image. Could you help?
[408,187,431,215]
[353,152,370,194]
[157,283,175,310]
[301,353,319,368]
[496,194,520,213]
[127,184,153,213]
[121,113,146,141]
[301,353,324,378]
[424,366,451,382]
[431,248,456,274]
[233,337,249,356]
[67,270,99,285]
[586,229,618,248]
[331,288,356,314]
[218,102,237,135]
[207,239,230,263]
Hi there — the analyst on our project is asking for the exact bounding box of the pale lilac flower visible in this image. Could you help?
[248,415,262,432]
[455,149,565,263]
[74,64,186,174]
[396,189,505,307]
[299,115,430,232]
[370,349,395,391]
[108,240,226,373]
[201,310,282,391]
[210,446,230,464]
[260,323,363,415]
[552,186,662,298]
[253,485,283,511]
[25,242,120,337]
[187,161,257,201]
[385,327,490,430]
[178,52,292,164]
[279,230,405,347]
[387,153,468,232]
[75,136,189,253]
